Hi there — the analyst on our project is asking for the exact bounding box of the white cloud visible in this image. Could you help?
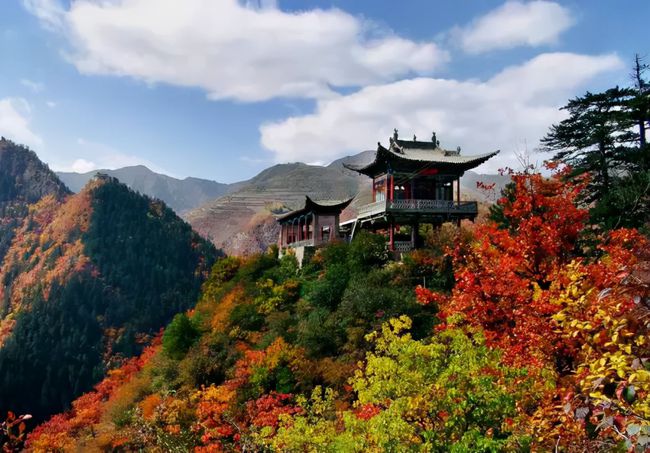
[46,101,57,108]
[22,0,65,31]
[20,78,45,93]
[25,0,448,102]
[70,158,96,173]
[0,98,43,148]
[454,1,574,54]
[260,53,623,173]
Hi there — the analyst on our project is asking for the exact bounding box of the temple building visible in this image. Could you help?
[277,196,353,262]
[277,129,498,257]
[341,130,498,252]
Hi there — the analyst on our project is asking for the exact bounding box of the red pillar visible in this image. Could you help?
[456,178,462,227]
[389,220,394,251]
[390,174,394,201]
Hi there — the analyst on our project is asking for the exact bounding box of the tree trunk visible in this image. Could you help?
[599,140,610,196]
[633,54,649,168]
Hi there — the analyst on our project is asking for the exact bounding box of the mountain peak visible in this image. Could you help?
[0,139,70,205]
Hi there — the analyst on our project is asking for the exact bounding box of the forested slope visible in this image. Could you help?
[0,139,70,264]
[0,153,219,424]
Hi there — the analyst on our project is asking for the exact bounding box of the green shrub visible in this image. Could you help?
[306,263,349,310]
[296,307,344,357]
[348,231,388,271]
[208,256,240,286]
[229,303,264,331]
[163,313,200,360]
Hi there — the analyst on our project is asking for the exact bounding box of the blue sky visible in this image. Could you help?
[0,0,647,182]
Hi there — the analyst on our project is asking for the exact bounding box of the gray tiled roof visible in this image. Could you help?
[344,137,499,173]
[277,196,354,222]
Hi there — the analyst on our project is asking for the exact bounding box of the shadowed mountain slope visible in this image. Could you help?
[0,144,219,423]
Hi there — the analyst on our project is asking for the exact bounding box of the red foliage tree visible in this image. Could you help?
[430,168,589,366]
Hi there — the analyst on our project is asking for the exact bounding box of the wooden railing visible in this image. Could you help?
[356,199,478,217]
[357,200,387,217]
[388,199,477,212]
[287,239,315,248]
[393,241,414,252]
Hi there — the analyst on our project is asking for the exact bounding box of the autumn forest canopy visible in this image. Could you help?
[1,56,649,452]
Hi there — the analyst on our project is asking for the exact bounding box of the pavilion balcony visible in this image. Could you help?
[286,238,316,248]
[357,199,478,218]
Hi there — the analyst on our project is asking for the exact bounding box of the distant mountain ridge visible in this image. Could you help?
[57,165,231,214]
[56,152,509,256]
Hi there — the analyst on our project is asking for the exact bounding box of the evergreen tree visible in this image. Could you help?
[541,56,650,231]
[541,87,637,203]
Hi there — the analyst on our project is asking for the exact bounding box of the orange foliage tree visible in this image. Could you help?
[26,337,162,451]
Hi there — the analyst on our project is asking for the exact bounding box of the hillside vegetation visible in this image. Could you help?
[0,139,70,264]
[0,151,219,425]
[22,167,649,452]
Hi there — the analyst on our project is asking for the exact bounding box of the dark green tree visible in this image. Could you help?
[541,56,650,231]
[163,313,200,360]
[541,87,637,203]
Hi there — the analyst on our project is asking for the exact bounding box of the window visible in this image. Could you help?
[373,176,386,202]
[321,225,330,242]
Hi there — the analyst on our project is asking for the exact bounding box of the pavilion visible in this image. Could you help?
[340,129,498,252]
[277,129,499,256]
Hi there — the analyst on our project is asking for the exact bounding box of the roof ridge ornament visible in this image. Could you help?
[393,128,399,141]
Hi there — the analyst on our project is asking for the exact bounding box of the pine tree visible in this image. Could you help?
[541,87,637,203]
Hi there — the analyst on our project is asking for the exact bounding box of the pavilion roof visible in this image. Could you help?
[277,196,354,222]
[343,132,499,176]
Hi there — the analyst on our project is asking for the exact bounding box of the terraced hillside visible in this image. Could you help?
[184,150,508,255]
[184,153,376,255]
